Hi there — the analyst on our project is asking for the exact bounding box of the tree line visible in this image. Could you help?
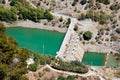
[51,60,88,74]
[78,10,111,25]
[0,0,53,22]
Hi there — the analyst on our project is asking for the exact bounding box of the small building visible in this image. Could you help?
[40,19,48,23]
[26,58,35,68]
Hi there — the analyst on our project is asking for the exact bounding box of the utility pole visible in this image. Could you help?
[43,44,44,55]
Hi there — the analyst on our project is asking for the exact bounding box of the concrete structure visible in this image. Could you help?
[54,13,84,62]
[26,58,35,68]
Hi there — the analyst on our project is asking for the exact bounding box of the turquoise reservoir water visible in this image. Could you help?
[82,52,106,66]
[6,27,65,56]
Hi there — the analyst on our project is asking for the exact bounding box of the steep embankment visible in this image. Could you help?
[0,23,30,80]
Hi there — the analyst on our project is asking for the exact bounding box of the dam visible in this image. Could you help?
[55,14,85,62]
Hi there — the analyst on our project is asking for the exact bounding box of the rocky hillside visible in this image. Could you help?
[30,0,120,53]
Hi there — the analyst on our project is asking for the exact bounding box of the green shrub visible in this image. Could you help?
[67,75,78,80]
[96,0,110,5]
[85,9,94,19]
[99,11,108,24]
[94,12,100,22]
[59,17,63,22]
[66,18,71,25]
[57,75,78,80]
[0,6,17,22]
[80,0,87,5]
[78,10,109,24]
[88,0,94,8]
[57,76,66,80]
[28,63,38,72]
[33,53,55,65]
[110,4,120,11]
[72,0,78,6]
[74,25,78,31]
[44,10,53,20]
[83,31,92,40]
[0,23,5,33]
[78,13,86,20]
[51,60,88,74]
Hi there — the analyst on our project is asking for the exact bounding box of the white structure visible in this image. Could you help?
[53,13,84,62]
[26,58,35,68]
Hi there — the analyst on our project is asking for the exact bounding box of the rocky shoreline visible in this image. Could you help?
[4,20,67,33]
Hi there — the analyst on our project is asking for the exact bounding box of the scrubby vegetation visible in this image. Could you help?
[33,53,55,65]
[114,53,120,62]
[78,10,110,24]
[113,53,120,77]
[110,3,120,11]
[96,0,110,5]
[0,6,17,22]
[51,60,88,74]
[0,23,29,80]
[0,0,53,22]
[57,75,78,80]
[28,63,38,72]
[32,53,88,74]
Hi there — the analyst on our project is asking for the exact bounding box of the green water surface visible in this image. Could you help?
[6,27,65,56]
[106,54,118,68]
[82,52,106,66]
